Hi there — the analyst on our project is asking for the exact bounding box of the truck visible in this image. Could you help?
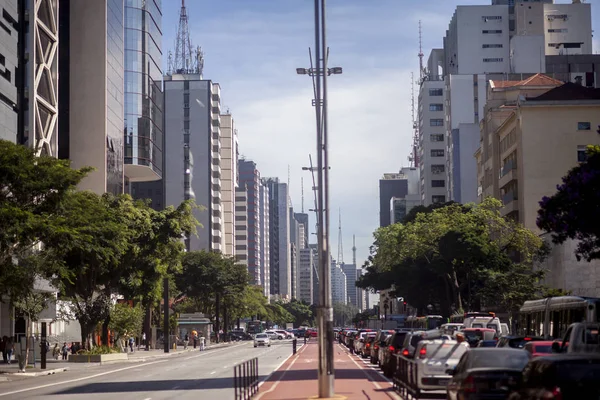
[553,322,600,354]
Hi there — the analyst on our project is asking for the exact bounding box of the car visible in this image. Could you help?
[254,333,271,348]
[265,330,285,340]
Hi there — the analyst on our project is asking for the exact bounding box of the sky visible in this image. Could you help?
[161,0,600,271]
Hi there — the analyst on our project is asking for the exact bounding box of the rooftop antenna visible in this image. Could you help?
[301,177,304,213]
[173,0,201,76]
[408,73,419,168]
[288,165,292,208]
[167,51,173,75]
[337,209,344,265]
[418,20,425,80]
[352,234,356,266]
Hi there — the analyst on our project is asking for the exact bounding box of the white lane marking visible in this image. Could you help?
[182,342,247,360]
[171,386,181,390]
[210,371,216,375]
[342,345,401,400]
[0,359,169,398]
[223,366,228,369]
[254,344,308,399]
[143,398,151,400]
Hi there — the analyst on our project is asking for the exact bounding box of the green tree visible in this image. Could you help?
[358,198,546,315]
[13,291,52,371]
[266,302,294,326]
[281,299,313,327]
[45,191,132,348]
[0,139,91,302]
[537,145,600,261]
[108,303,144,350]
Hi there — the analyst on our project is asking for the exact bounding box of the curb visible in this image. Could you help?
[0,367,70,377]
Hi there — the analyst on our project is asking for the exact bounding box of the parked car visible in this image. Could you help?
[254,333,271,348]
[264,330,285,340]
[523,341,556,357]
[496,335,545,349]
[413,339,470,393]
[508,354,600,400]
[447,348,531,400]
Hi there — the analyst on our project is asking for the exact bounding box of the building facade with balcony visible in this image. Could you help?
[163,76,222,252]
[259,181,271,299]
[221,113,238,257]
[298,247,315,305]
[239,159,262,285]
[234,185,248,266]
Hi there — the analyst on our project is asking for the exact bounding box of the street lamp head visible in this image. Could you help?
[302,167,311,171]
[329,67,343,75]
[296,68,309,75]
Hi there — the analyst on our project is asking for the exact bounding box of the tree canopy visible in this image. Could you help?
[357,198,548,317]
[537,145,600,261]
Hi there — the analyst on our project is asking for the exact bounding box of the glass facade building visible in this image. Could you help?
[124,0,163,177]
[106,0,125,194]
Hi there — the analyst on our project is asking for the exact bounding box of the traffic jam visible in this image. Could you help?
[336,297,600,399]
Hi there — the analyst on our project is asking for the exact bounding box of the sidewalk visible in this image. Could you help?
[256,341,401,400]
[0,340,234,377]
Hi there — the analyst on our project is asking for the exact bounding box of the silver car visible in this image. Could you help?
[254,333,271,348]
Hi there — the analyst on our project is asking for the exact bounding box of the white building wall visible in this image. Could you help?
[259,182,271,299]
[278,184,291,298]
[543,3,593,56]
[419,79,448,205]
[331,262,347,305]
[510,35,546,74]
[298,248,314,304]
[220,114,235,257]
[445,6,511,75]
[234,187,248,267]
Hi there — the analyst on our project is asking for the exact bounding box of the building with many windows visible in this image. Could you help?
[220,113,238,257]
[0,0,18,143]
[234,185,248,266]
[259,181,271,298]
[239,159,262,284]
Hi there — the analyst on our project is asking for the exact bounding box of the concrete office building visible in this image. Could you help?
[0,1,18,143]
[379,173,409,227]
[388,167,420,222]
[310,244,320,306]
[331,260,347,305]
[234,185,248,267]
[291,212,309,299]
[259,181,271,299]
[356,268,367,312]
[164,75,222,252]
[475,80,600,296]
[341,263,358,308]
[238,159,262,284]
[298,248,315,304]
[263,178,291,299]
[60,0,127,195]
[220,114,238,257]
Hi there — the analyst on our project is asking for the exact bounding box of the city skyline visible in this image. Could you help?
[161,0,600,267]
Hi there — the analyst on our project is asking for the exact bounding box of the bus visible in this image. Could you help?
[450,312,496,324]
[406,315,446,330]
[519,296,600,339]
[247,320,266,335]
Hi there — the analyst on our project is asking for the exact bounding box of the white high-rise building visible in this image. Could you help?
[259,181,271,299]
[264,178,291,299]
[331,260,347,305]
[220,113,238,257]
[164,76,223,252]
[234,185,248,266]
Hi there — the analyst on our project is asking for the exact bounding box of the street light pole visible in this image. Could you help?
[317,1,335,398]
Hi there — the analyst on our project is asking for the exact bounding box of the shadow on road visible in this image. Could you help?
[265,368,389,383]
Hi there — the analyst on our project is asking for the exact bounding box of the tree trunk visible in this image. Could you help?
[223,303,228,335]
[144,304,152,349]
[80,323,92,350]
[101,316,110,347]
[214,293,220,343]
[450,267,463,311]
[21,315,31,372]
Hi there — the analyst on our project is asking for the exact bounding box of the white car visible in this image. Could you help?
[265,330,285,340]
[254,333,271,347]
[276,330,294,339]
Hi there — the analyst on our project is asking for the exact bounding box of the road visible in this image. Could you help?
[0,339,297,400]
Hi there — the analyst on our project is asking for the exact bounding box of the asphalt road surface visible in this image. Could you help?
[0,340,298,400]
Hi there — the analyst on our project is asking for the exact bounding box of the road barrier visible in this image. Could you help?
[392,354,421,399]
[292,338,297,354]
[233,357,259,400]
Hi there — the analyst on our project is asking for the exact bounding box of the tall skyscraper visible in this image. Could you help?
[124,0,163,198]
[221,113,238,257]
[331,259,347,305]
[59,0,126,195]
[234,184,248,266]
[239,159,263,285]
[259,181,271,298]
[263,178,291,299]
[0,0,18,143]
[379,172,409,226]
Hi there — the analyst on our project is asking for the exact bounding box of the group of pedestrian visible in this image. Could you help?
[0,336,15,364]
[59,342,81,360]
[183,332,205,351]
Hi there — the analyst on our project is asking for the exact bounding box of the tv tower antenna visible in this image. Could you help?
[337,209,344,265]
[408,73,419,168]
[288,165,292,208]
[352,234,357,266]
[173,0,203,76]
[301,177,304,213]
[418,20,425,80]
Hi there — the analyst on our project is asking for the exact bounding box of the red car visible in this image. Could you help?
[524,340,558,357]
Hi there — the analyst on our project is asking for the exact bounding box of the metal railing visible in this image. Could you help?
[233,357,259,400]
[392,354,422,399]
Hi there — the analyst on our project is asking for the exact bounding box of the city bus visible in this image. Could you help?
[247,320,266,335]
[406,315,446,330]
[519,296,600,338]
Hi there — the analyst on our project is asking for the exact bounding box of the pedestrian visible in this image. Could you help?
[200,336,206,351]
[128,336,134,353]
[184,333,189,349]
[0,336,6,364]
[61,342,69,361]
[141,332,147,350]
[52,343,60,360]
[193,334,197,349]
[6,338,14,364]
